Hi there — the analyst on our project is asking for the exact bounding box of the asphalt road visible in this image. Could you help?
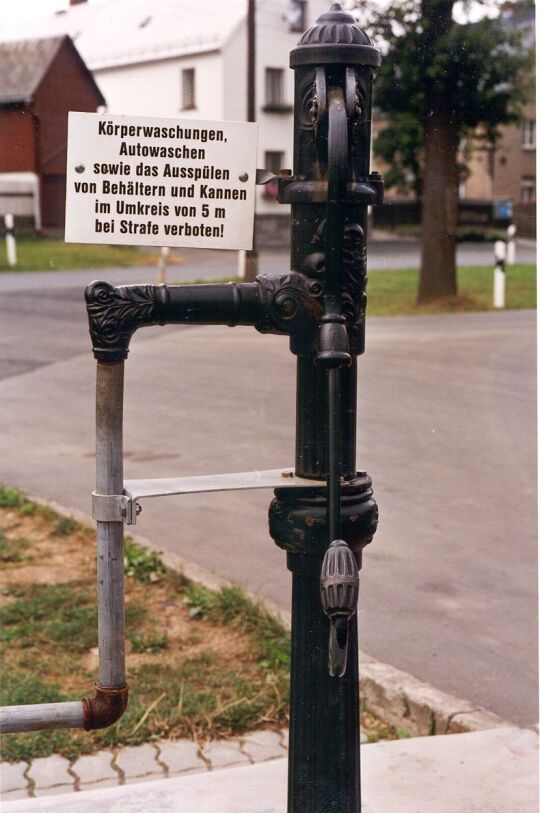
[0,238,535,294]
[0,267,537,727]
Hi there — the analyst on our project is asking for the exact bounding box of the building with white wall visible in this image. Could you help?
[1,0,329,240]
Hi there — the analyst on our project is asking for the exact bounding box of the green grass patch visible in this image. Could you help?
[0,492,294,761]
[128,631,168,654]
[0,583,145,652]
[0,489,396,762]
[0,533,31,564]
[0,485,57,522]
[124,536,166,583]
[366,263,536,316]
[52,516,79,537]
[183,583,290,670]
[0,674,94,763]
[0,236,158,272]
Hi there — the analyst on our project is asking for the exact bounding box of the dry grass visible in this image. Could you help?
[0,486,398,762]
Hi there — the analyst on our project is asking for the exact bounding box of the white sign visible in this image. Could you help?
[65,112,258,250]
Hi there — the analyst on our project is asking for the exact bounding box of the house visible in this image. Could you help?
[460,1,536,236]
[0,35,105,231]
[0,0,329,242]
[369,1,535,236]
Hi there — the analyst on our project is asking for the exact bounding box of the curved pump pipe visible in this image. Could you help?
[0,363,128,734]
[318,85,360,678]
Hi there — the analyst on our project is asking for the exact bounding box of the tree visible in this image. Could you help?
[374,112,424,199]
[357,0,532,303]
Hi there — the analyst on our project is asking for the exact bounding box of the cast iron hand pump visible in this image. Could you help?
[0,6,382,813]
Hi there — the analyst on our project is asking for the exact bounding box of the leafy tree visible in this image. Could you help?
[374,112,424,198]
[356,0,532,302]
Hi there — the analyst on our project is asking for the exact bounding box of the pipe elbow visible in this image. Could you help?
[82,683,128,731]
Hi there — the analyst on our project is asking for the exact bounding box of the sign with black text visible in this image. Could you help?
[65,112,258,250]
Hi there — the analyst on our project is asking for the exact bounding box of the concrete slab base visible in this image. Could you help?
[3,727,538,813]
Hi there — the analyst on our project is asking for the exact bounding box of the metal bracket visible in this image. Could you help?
[91,492,141,525]
[92,468,325,526]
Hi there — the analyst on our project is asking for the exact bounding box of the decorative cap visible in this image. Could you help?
[290,3,381,69]
[299,3,373,47]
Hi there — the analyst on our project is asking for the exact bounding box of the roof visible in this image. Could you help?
[0,0,249,72]
[0,36,64,104]
[0,35,105,106]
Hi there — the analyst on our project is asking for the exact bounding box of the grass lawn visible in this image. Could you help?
[0,236,186,272]
[0,487,396,763]
[194,264,536,317]
[365,263,536,316]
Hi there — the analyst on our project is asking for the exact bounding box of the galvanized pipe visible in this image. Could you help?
[0,362,127,735]
[0,703,84,734]
[95,361,126,687]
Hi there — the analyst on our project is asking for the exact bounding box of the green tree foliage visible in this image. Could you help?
[356,0,533,301]
[374,113,423,197]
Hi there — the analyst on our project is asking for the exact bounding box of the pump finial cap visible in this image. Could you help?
[290,3,381,68]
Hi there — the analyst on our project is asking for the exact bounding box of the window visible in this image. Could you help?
[264,68,291,112]
[522,120,535,149]
[521,176,536,203]
[181,68,196,110]
[287,1,306,32]
[265,68,284,107]
[263,151,284,200]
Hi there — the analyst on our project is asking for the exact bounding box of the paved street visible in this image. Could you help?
[0,237,535,296]
[0,262,536,727]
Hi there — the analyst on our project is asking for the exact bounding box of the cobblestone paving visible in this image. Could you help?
[0,729,284,800]
[0,729,371,800]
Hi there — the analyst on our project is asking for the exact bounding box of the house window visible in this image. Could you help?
[265,68,284,106]
[287,1,306,32]
[263,151,284,200]
[520,176,536,203]
[181,68,196,110]
[522,120,535,149]
[264,68,291,112]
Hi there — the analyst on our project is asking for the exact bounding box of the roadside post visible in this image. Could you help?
[494,239,506,308]
[4,212,17,267]
[506,223,516,266]
[0,6,383,810]
[156,246,170,284]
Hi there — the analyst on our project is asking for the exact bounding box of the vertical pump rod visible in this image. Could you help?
[317,84,358,679]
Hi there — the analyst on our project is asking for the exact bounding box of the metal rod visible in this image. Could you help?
[0,362,128,734]
[324,89,347,316]
[327,367,342,541]
[318,89,349,548]
[96,361,126,687]
[0,703,84,734]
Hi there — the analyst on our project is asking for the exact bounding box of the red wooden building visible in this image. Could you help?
[0,35,105,230]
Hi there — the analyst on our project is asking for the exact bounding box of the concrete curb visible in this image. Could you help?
[358,652,510,738]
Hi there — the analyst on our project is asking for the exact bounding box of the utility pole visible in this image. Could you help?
[243,0,259,281]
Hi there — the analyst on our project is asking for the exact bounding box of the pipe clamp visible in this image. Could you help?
[91,492,140,524]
